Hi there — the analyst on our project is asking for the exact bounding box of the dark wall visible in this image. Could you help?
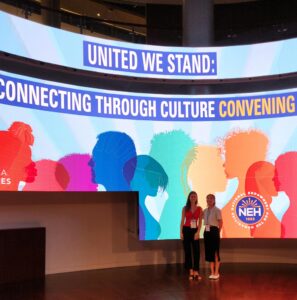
[146,4,182,46]
[146,0,297,46]
[0,227,45,284]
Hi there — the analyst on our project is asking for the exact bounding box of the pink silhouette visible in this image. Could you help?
[58,154,97,191]
[23,159,69,191]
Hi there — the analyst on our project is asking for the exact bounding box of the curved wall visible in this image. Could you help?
[1,7,297,274]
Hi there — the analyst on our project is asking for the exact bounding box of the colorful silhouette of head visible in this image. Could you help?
[186,145,227,209]
[59,154,97,191]
[149,130,195,239]
[124,155,168,240]
[0,122,36,190]
[222,130,269,180]
[90,131,136,191]
[275,152,297,198]
[23,159,69,191]
[0,131,22,190]
[245,161,280,238]
[8,121,34,145]
[220,129,269,238]
[274,152,297,238]
[245,161,278,200]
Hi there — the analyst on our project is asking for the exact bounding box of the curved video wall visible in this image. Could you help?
[1,70,297,240]
[2,10,297,80]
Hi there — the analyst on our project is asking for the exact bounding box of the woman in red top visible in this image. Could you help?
[180,191,203,280]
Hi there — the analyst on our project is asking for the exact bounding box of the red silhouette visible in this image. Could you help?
[275,152,297,238]
[0,122,36,190]
[245,161,280,238]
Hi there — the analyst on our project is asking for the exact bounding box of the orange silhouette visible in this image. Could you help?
[245,161,280,238]
[0,122,36,191]
[185,145,227,210]
[221,130,269,238]
[275,152,297,238]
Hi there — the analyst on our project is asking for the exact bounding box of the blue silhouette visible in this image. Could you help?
[124,155,168,240]
[90,131,136,191]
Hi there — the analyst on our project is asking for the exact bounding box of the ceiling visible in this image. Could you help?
[56,0,296,46]
[57,0,262,39]
[60,0,260,20]
[91,0,258,4]
[1,0,295,45]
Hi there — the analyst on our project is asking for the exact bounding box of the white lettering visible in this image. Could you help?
[87,44,138,71]
[142,52,163,72]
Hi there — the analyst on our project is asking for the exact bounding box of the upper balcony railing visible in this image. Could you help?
[2,0,297,46]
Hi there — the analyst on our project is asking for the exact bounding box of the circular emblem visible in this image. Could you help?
[231,192,269,230]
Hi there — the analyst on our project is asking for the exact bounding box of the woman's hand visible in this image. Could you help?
[194,232,200,240]
[180,232,184,240]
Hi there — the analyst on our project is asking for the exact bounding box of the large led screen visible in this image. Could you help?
[2,10,297,80]
[1,70,297,239]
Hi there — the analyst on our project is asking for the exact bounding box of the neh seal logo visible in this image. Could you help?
[231,192,269,230]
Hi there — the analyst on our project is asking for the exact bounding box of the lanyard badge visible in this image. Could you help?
[190,219,197,229]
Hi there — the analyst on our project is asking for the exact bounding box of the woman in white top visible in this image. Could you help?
[203,194,223,280]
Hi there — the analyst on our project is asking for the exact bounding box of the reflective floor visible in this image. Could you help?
[1,263,297,300]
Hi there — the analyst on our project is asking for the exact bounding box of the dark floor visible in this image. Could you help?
[1,263,297,300]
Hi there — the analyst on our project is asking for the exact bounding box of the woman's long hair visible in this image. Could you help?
[185,191,197,211]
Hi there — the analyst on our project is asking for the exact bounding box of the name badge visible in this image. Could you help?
[190,219,197,229]
[205,225,210,232]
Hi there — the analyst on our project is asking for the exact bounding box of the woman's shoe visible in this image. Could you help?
[193,274,202,280]
[193,271,202,280]
[189,270,194,280]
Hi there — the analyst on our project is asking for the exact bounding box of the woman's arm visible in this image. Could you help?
[217,208,223,231]
[198,209,203,232]
[194,208,203,240]
[180,207,185,240]
[218,219,223,231]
